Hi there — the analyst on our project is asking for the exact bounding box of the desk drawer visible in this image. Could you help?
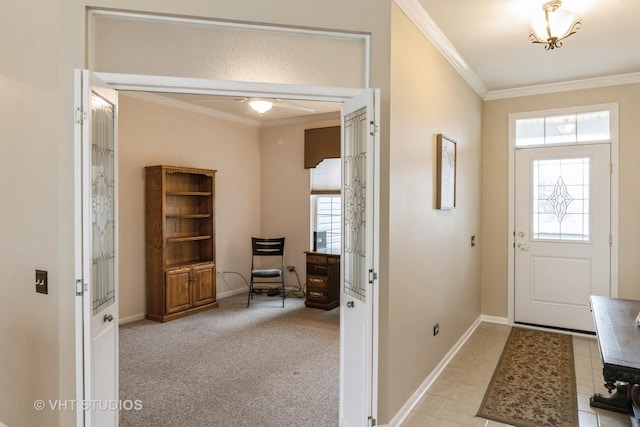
[307,275,328,287]
[306,254,328,265]
[307,284,331,302]
[307,264,328,276]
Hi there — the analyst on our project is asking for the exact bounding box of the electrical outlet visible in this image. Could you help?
[287,265,295,272]
[433,323,440,336]
[471,235,476,247]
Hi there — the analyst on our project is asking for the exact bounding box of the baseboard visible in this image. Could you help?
[480,314,508,325]
[119,313,146,325]
[386,315,483,427]
[217,287,247,300]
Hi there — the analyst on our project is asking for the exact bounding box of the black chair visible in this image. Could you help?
[247,237,285,307]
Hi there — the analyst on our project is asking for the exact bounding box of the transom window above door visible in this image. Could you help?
[515,110,610,146]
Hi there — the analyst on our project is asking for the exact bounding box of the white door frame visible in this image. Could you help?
[74,71,380,425]
[507,103,619,325]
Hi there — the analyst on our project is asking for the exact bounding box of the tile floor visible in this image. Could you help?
[401,322,631,427]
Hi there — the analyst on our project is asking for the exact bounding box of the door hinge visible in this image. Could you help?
[368,269,378,284]
[74,107,86,125]
[609,235,613,246]
[369,121,378,136]
[609,163,613,174]
[75,279,83,296]
[368,416,377,427]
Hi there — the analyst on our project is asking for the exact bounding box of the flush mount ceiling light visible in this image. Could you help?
[529,0,582,50]
[248,98,274,114]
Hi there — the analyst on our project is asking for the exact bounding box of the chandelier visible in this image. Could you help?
[529,0,582,50]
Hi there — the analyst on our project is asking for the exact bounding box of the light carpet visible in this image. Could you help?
[119,293,339,427]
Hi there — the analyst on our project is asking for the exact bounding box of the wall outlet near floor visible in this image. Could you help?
[433,323,440,336]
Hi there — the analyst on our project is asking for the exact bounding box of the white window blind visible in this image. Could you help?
[311,158,341,194]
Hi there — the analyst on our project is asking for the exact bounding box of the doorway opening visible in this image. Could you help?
[77,75,379,424]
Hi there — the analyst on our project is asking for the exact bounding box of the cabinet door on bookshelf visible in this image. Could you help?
[192,264,216,307]
[166,268,191,314]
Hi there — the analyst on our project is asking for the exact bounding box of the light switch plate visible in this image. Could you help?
[35,269,48,294]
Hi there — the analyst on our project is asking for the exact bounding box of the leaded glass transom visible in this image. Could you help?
[343,107,367,302]
[532,157,590,241]
[91,93,116,315]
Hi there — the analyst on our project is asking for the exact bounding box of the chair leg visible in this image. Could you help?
[281,276,285,308]
[247,277,253,308]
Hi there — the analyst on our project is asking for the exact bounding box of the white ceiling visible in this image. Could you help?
[417,0,640,93]
[144,0,640,122]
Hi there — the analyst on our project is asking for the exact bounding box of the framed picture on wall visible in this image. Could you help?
[436,134,456,209]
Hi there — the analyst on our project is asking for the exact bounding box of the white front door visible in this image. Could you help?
[514,144,611,332]
[340,89,379,427]
[75,70,119,426]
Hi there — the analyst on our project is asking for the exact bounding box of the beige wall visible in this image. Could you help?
[117,94,262,321]
[118,93,340,320]
[481,83,640,317]
[385,5,483,416]
[260,118,341,286]
[1,0,391,424]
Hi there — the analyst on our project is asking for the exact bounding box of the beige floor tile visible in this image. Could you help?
[428,417,482,427]
[446,380,487,404]
[402,411,435,427]
[597,409,632,427]
[426,378,455,399]
[577,392,596,414]
[402,322,631,427]
[438,365,466,382]
[486,420,514,427]
[413,394,446,417]
[578,410,598,427]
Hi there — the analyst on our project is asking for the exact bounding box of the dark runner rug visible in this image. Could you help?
[477,327,578,427]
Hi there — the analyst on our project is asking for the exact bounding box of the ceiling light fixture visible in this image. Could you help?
[248,98,274,114]
[529,0,582,50]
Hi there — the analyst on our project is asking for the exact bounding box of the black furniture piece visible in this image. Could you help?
[247,237,285,308]
[589,296,640,427]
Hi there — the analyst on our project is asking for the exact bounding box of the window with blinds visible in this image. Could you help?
[311,158,341,252]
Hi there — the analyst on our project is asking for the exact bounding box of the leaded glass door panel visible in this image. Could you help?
[76,70,119,427]
[340,89,379,427]
[514,144,610,332]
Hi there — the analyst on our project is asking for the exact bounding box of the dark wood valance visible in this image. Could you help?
[304,126,340,169]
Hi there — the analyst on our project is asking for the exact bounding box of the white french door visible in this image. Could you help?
[514,144,611,332]
[74,70,119,426]
[340,89,379,427]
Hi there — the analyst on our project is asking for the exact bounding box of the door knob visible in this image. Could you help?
[517,243,530,250]
[517,231,525,237]
[103,314,114,323]
[346,301,354,308]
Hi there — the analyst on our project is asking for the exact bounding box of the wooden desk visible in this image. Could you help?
[589,296,640,427]
[304,251,340,310]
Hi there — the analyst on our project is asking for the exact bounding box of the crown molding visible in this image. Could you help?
[484,72,640,100]
[394,0,488,99]
[260,111,340,128]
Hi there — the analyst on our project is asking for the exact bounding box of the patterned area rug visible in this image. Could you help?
[477,327,578,427]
